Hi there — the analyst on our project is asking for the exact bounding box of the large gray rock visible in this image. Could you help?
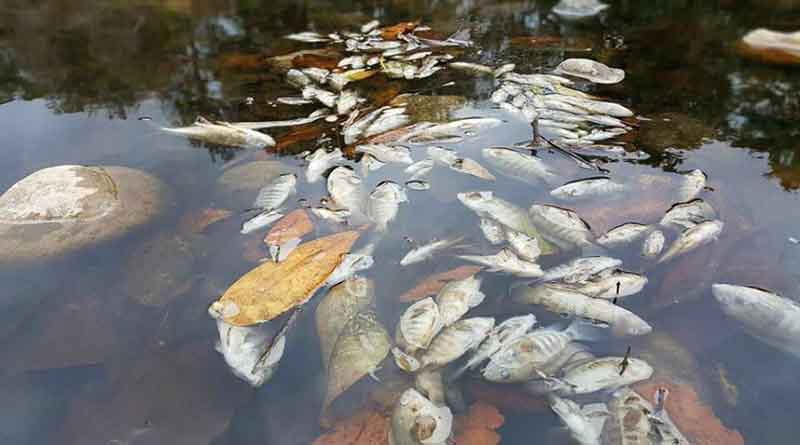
[0,165,167,263]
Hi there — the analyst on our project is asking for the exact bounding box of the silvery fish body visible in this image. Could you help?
[552,0,610,19]
[419,317,495,370]
[553,58,622,84]
[713,284,800,358]
[360,19,380,33]
[573,270,648,300]
[401,237,463,266]
[435,275,486,326]
[302,85,337,108]
[659,199,716,230]
[338,55,366,69]
[343,106,387,144]
[428,146,459,166]
[482,329,573,382]
[458,248,544,278]
[542,256,622,283]
[506,230,542,262]
[529,204,594,249]
[481,147,558,185]
[396,297,444,353]
[405,180,430,191]
[597,223,651,247]
[390,388,453,445]
[327,166,365,215]
[449,157,496,181]
[650,388,690,445]
[448,61,495,75]
[501,72,572,88]
[405,159,435,180]
[480,218,505,245]
[241,210,283,234]
[550,176,626,201]
[356,143,413,164]
[658,220,723,263]
[402,118,503,143]
[367,181,408,232]
[286,69,311,88]
[311,207,350,224]
[454,314,537,378]
[360,154,385,177]
[494,63,516,78]
[285,31,330,43]
[676,169,707,202]
[363,110,411,139]
[512,283,652,336]
[641,230,665,258]
[602,388,656,445]
[549,94,632,117]
[415,370,446,405]
[325,244,375,287]
[162,117,276,149]
[555,356,653,395]
[549,395,607,445]
[253,173,297,211]
[458,191,533,234]
[335,89,360,115]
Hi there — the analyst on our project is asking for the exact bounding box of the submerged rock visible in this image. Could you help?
[123,233,197,307]
[217,160,286,193]
[0,165,167,263]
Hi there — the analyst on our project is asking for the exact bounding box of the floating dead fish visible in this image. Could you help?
[325,244,376,287]
[451,314,537,380]
[303,67,330,84]
[306,148,344,183]
[480,218,505,245]
[676,169,707,202]
[659,198,717,230]
[572,270,648,300]
[311,207,351,224]
[550,176,626,201]
[542,256,622,284]
[286,69,311,88]
[713,284,800,358]
[458,191,534,235]
[302,86,338,108]
[401,237,465,266]
[482,147,559,185]
[449,157,497,181]
[390,388,453,445]
[547,94,633,117]
[327,166,365,216]
[458,248,544,278]
[356,143,413,164]
[427,146,459,166]
[361,19,380,33]
[494,63,516,78]
[602,388,656,445]
[659,219,723,263]
[367,181,408,232]
[401,117,504,144]
[650,388,691,445]
[395,297,444,353]
[316,277,375,370]
[285,31,331,43]
[553,58,623,84]
[502,72,573,88]
[405,180,431,191]
[435,274,485,326]
[506,230,542,262]
[276,96,315,105]
[529,204,594,250]
[548,356,653,395]
[549,395,607,445]
[362,109,411,139]
[241,210,284,235]
[335,89,361,115]
[338,55,366,69]
[360,154,386,176]
[419,317,495,370]
[232,112,329,129]
[405,159,435,180]
[512,283,652,336]
[449,61,495,76]
[596,223,652,247]
[253,173,297,212]
[161,116,276,149]
[641,230,665,258]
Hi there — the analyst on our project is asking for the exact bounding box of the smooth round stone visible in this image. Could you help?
[0,165,167,263]
[217,161,286,193]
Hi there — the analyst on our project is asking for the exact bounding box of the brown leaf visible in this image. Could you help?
[399,266,483,302]
[292,53,340,70]
[465,381,548,413]
[265,209,314,247]
[178,208,233,235]
[219,53,268,71]
[276,122,332,152]
[313,407,390,445]
[213,231,360,326]
[268,48,341,72]
[380,21,419,40]
[453,402,505,445]
[633,377,744,445]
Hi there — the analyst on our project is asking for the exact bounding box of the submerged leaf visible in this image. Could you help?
[212,231,360,326]
[264,209,314,248]
[399,266,483,302]
[292,53,340,69]
[316,277,376,370]
[313,408,390,445]
[453,402,505,445]
[178,208,233,235]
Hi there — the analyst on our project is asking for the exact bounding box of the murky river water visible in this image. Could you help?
[1,1,800,444]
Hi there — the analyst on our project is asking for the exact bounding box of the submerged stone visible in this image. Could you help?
[0,165,167,263]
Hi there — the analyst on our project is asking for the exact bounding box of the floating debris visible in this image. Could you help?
[553,58,624,84]
[161,116,275,149]
[551,0,610,19]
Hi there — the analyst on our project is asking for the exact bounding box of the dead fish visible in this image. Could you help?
[549,356,653,395]
[343,106,387,144]
[367,181,408,232]
[529,204,594,250]
[506,230,542,262]
[302,86,338,109]
[602,388,656,445]
[276,96,315,105]
[458,248,544,278]
[335,89,361,115]
[494,63,516,78]
[286,69,311,88]
[392,346,422,373]
[232,112,329,129]
[285,31,330,43]
[405,159,435,180]
[401,237,465,266]
[596,223,652,247]
[311,207,351,224]
[553,58,623,84]
[641,230,665,258]
[435,275,485,326]
[713,284,800,358]
[502,72,573,88]
[427,146,459,166]
[405,180,431,191]
[650,388,690,445]
[327,166,365,215]
[451,314,537,380]
[480,218,505,245]
[401,117,503,144]
[572,270,648,300]
[161,116,276,149]
[360,19,380,33]
[547,94,633,117]
[305,148,344,183]
[482,147,559,185]
[362,109,411,139]
[550,176,626,201]
[450,157,496,181]
[676,168,707,202]
[448,61,495,76]
[302,67,330,84]
[356,143,413,164]
[338,55,366,69]
[253,173,297,211]
[549,395,607,445]
[390,388,453,445]
[395,297,444,353]
[658,219,723,263]
[458,191,533,235]
[241,210,283,235]
[512,283,652,336]
[659,199,717,230]
[419,317,495,370]
[490,89,510,104]
[325,244,376,287]
[360,154,386,177]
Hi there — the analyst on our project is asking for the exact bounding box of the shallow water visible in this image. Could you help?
[2,0,800,444]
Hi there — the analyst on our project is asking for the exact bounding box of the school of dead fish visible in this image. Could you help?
[176,14,786,445]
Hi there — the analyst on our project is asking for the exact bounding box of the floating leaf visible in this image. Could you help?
[313,407,390,445]
[211,231,360,326]
[265,209,314,260]
[399,266,483,302]
[276,122,333,152]
[219,53,268,71]
[322,309,391,426]
[453,402,505,445]
[292,53,340,69]
[316,278,375,370]
[380,21,419,40]
[178,208,233,235]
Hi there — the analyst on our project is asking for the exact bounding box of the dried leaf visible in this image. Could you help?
[265,209,314,247]
[453,402,504,445]
[276,122,332,152]
[293,53,340,70]
[399,266,483,302]
[313,408,390,445]
[219,53,268,71]
[213,231,360,326]
[380,21,419,40]
[316,278,376,371]
[633,377,744,445]
[268,48,341,72]
[178,208,233,235]
[465,381,548,413]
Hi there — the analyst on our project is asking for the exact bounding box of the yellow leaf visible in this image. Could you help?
[212,231,360,326]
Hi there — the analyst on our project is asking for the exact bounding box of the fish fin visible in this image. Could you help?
[563,318,609,342]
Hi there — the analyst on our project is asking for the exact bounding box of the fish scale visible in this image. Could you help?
[529,204,594,249]
[481,148,558,185]
[396,297,443,353]
[253,173,296,211]
[419,317,494,370]
[482,329,572,382]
